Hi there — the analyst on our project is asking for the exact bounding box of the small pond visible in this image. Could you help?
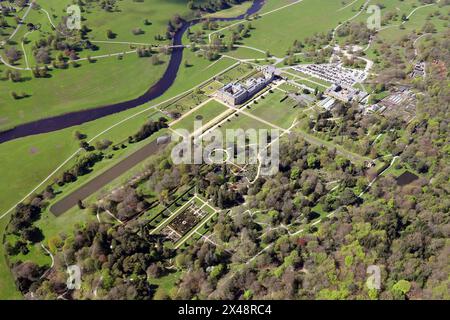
[396,171,419,186]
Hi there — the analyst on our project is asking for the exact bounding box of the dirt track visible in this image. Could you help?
[50,138,170,216]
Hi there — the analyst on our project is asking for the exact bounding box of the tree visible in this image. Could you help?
[95,139,112,150]
[106,29,115,39]
[22,226,44,243]
[13,261,42,292]
[35,47,51,64]
[77,199,85,209]
[5,47,21,64]
[11,91,19,99]
[73,131,86,140]
[132,28,144,35]
[422,22,436,34]
[151,54,161,65]
[79,140,90,151]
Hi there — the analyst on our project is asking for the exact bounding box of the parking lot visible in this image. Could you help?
[292,63,367,87]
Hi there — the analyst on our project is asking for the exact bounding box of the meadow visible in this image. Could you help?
[0,0,194,129]
[216,0,367,57]
[0,53,169,131]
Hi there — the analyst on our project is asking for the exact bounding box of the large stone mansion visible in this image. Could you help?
[216,66,276,106]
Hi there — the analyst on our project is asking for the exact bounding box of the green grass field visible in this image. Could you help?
[220,111,272,139]
[361,0,448,63]
[172,99,229,134]
[204,1,253,18]
[0,53,168,131]
[247,89,300,129]
[217,0,367,57]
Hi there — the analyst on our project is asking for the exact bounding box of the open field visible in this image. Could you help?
[49,135,169,216]
[284,69,332,88]
[214,0,367,57]
[172,99,229,133]
[247,89,300,129]
[0,54,168,131]
[377,4,449,42]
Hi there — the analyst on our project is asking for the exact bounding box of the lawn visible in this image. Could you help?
[362,0,448,60]
[220,111,272,140]
[377,4,448,43]
[200,80,224,96]
[247,89,301,129]
[172,99,229,134]
[225,46,268,60]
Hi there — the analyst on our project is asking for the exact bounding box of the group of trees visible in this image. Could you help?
[283,34,334,65]
[336,22,374,45]
[187,0,250,12]
[131,117,168,142]
[170,93,448,299]
[14,221,173,299]
[188,21,253,61]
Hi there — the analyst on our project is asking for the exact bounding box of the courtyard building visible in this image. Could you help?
[216,66,277,106]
